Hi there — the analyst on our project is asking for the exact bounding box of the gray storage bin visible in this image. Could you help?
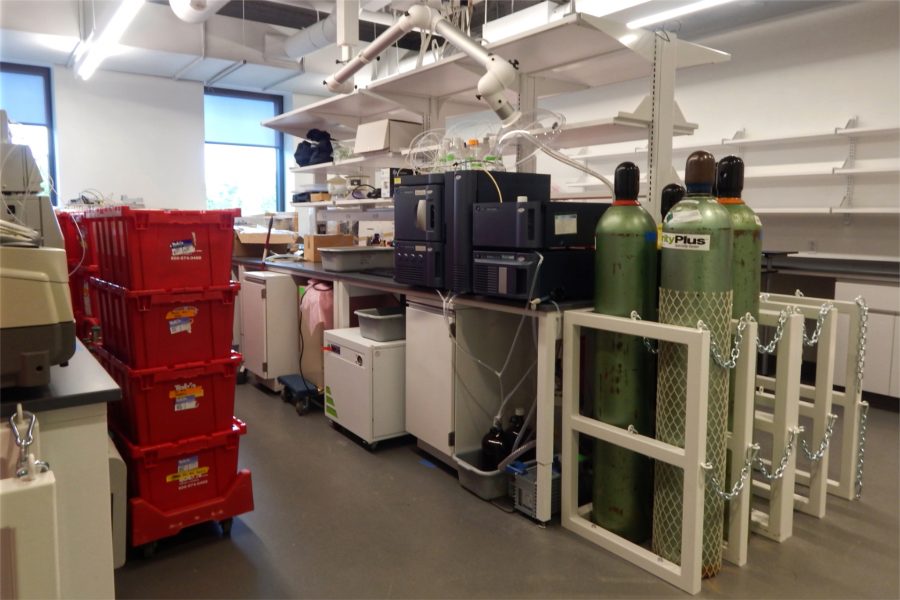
[454,450,509,500]
[355,307,406,341]
[319,246,394,272]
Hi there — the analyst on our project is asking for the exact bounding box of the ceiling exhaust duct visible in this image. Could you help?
[169,0,230,24]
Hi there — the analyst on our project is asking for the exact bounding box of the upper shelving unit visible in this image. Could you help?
[263,12,728,140]
[289,152,408,174]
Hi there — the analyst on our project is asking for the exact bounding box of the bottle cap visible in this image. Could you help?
[716,155,744,198]
[661,183,685,218]
[467,138,479,147]
[684,150,716,194]
[614,161,640,201]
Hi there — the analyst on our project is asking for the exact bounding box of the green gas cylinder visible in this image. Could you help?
[717,156,761,321]
[592,162,657,543]
[653,151,733,578]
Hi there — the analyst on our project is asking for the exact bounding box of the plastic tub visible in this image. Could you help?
[92,279,238,368]
[319,246,394,272]
[355,307,406,341]
[454,449,509,500]
[96,346,241,445]
[87,207,239,290]
[115,418,246,513]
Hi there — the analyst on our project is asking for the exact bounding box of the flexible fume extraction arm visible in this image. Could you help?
[324,4,521,126]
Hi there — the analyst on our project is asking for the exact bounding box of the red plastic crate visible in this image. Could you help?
[57,211,96,270]
[87,206,239,290]
[97,346,241,445]
[92,279,238,368]
[68,265,100,318]
[116,418,247,513]
[129,470,253,547]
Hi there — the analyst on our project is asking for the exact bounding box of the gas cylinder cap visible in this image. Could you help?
[614,161,640,200]
[661,183,685,218]
[716,155,744,198]
[685,150,716,194]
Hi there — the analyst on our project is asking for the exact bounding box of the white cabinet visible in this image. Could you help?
[239,271,299,391]
[323,327,405,445]
[834,281,900,398]
[405,302,456,461]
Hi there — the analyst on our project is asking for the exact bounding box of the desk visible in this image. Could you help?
[233,257,578,522]
[2,340,119,598]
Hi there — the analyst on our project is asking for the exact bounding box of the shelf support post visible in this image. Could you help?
[646,31,678,223]
[516,73,538,173]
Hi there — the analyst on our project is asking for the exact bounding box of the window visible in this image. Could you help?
[204,89,284,214]
[0,63,56,203]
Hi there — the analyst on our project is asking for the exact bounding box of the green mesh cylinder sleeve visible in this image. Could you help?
[654,195,733,578]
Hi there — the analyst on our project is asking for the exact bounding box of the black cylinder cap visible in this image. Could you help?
[661,183,685,218]
[717,155,744,198]
[684,150,716,194]
[614,161,640,200]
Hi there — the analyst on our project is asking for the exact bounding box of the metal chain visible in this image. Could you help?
[855,401,869,500]
[757,306,793,355]
[703,444,760,501]
[696,313,753,370]
[853,296,869,499]
[753,427,801,481]
[799,413,838,462]
[801,302,834,347]
[8,411,50,478]
[629,311,659,354]
[854,296,869,392]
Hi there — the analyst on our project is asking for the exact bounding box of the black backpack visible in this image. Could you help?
[294,128,334,166]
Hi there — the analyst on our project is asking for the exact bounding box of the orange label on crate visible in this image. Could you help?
[170,383,204,411]
[166,466,210,483]
[165,306,198,335]
[167,455,210,490]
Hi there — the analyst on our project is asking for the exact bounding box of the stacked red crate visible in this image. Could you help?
[87,206,253,549]
[57,211,101,341]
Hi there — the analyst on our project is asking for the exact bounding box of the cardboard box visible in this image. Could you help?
[233,227,297,258]
[303,234,354,262]
[354,119,422,154]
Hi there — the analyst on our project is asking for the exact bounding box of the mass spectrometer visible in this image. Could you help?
[0,110,75,387]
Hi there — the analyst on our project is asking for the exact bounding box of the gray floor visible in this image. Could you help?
[115,384,900,599]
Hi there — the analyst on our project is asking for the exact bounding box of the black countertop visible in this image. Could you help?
[233,256,589,314]
[1,340,120,418]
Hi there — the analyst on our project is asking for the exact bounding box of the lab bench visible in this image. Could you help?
[233,256,582,523]
[2,339,120,598]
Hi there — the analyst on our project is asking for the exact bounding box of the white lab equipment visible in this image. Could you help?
[323,327,405,447]
[0,110,75,388]
[239,271,300,392]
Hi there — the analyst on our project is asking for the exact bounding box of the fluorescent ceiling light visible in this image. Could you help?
[577,0,652,18]
[627,0,737,30]
[75,0,145,80]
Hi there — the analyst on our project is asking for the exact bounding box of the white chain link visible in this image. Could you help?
[801,302,834,347]
[799,413,838,462]
[757,306,794,355]
[754,427,802,481]
[696,313,753,370]
[703,444,760,501]
[629,311,659,354]
[854,296,869,499]
[855,401,869,500]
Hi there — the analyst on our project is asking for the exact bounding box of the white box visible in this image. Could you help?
[324,327,406,445]
[353,119,422,154]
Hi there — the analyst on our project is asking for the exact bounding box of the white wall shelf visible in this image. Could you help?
[754,207,899,215]
[264,13,727,141]
[289,151,409,175]
[292,198,393,209]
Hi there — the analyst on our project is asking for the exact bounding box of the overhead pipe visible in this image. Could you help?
[284,13,338,59]
[169,0,229,23]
